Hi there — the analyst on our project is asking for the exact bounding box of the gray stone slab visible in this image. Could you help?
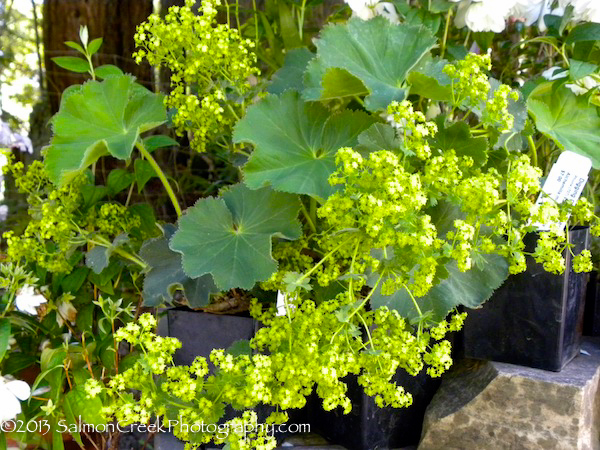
[419,339,600,450]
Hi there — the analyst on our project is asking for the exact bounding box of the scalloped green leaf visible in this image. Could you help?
[170,184,302,291]
[233,91,375,199]
[44,75,165,185]
[94,64,123,79]
[356,123,403,154]
[371,253,508,322]
[431,120,488,167]
[140,225,218,307]
[303,61,369,102]
[307,17,436,111]
[268,47,314,95]
[528,82,600,168]
[408,59,452,102]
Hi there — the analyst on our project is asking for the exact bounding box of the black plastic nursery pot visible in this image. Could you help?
[154,308,308,449]
[155,309,259,450]
[462,227,591,372]
[307,369,441,450]
[583,271,600,337]
[157,308,258,367]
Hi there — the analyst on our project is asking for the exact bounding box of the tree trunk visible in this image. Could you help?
[43,0,154,113]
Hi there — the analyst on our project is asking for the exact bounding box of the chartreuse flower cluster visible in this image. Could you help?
[387,101,438,159]
[443,53,519,131]
[133,0,259,151]
[316,139,599,302]
[267,58,600,326]
[2,156,86,272]
[91,305,464,449]
[1,153,145,273]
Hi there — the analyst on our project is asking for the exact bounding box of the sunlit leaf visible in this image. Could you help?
[170,184,302,290]
[307,17,436,111]
[234,91,374,199]
[528,82,600,168]
[44,75,165,185]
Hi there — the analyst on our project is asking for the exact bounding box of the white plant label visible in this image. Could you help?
[276,290,296,317]
[534,151,591,231]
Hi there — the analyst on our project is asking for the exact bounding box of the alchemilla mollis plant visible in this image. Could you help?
[2,1,600,449]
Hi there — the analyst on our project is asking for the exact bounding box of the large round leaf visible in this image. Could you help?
[268,47,314,95]
[371,253,509,323]
[528,82,600,168]
[44,75,165,185]
[306,17,436,111]
[170,184,302,291]
[140,225,218,307]
[234,91,374,200]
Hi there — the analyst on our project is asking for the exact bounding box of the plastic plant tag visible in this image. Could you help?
[534,151,592,231]
[276,290,296,317]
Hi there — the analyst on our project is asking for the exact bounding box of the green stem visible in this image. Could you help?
[441,10,452,59]
[309,197,317,227]
[252,0,259,46]
[89,237,148,269]
[298,235,354,283]
[298,0,307,41]
[329,274,384,344]
[402,283,423,318]
[346,274,383,323]
[235,0,241,29]
[136,140,182,217]
[300,201,317,233]
[1,293,15,318]
[527,135,538,168]
[463,30,471,48]
[357,312,374,350]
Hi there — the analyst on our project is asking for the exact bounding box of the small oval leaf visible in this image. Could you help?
[52,56,90,73]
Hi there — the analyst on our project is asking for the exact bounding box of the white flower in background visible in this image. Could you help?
[346,0,377,20]
[0,376,30,422]
[566,74,600,95]
[542,66,568,80]
[345,0,399,23]
[511,0,551,27]
[15,285,46,315]
[374,2,399,23]
[451,0,516,33]
[560,0,600,23]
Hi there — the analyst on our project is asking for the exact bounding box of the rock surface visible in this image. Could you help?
[419,339,600,450]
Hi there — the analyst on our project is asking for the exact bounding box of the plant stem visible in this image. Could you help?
[441,10,452,59]
[136,140,182,217]
[299,200,316,233]
[298,0,307,41]
[330,274,384,344]
[527,135,538,167]
[298,236,354,283]
[464,30,471,48]
[346,274,383,323]
[309,197,317,227]
[89,237,148,269]
[252,0,259,46]
[402,283,423,318]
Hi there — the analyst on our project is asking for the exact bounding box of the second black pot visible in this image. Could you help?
[462,227,590,372]
[306,368,441,450]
